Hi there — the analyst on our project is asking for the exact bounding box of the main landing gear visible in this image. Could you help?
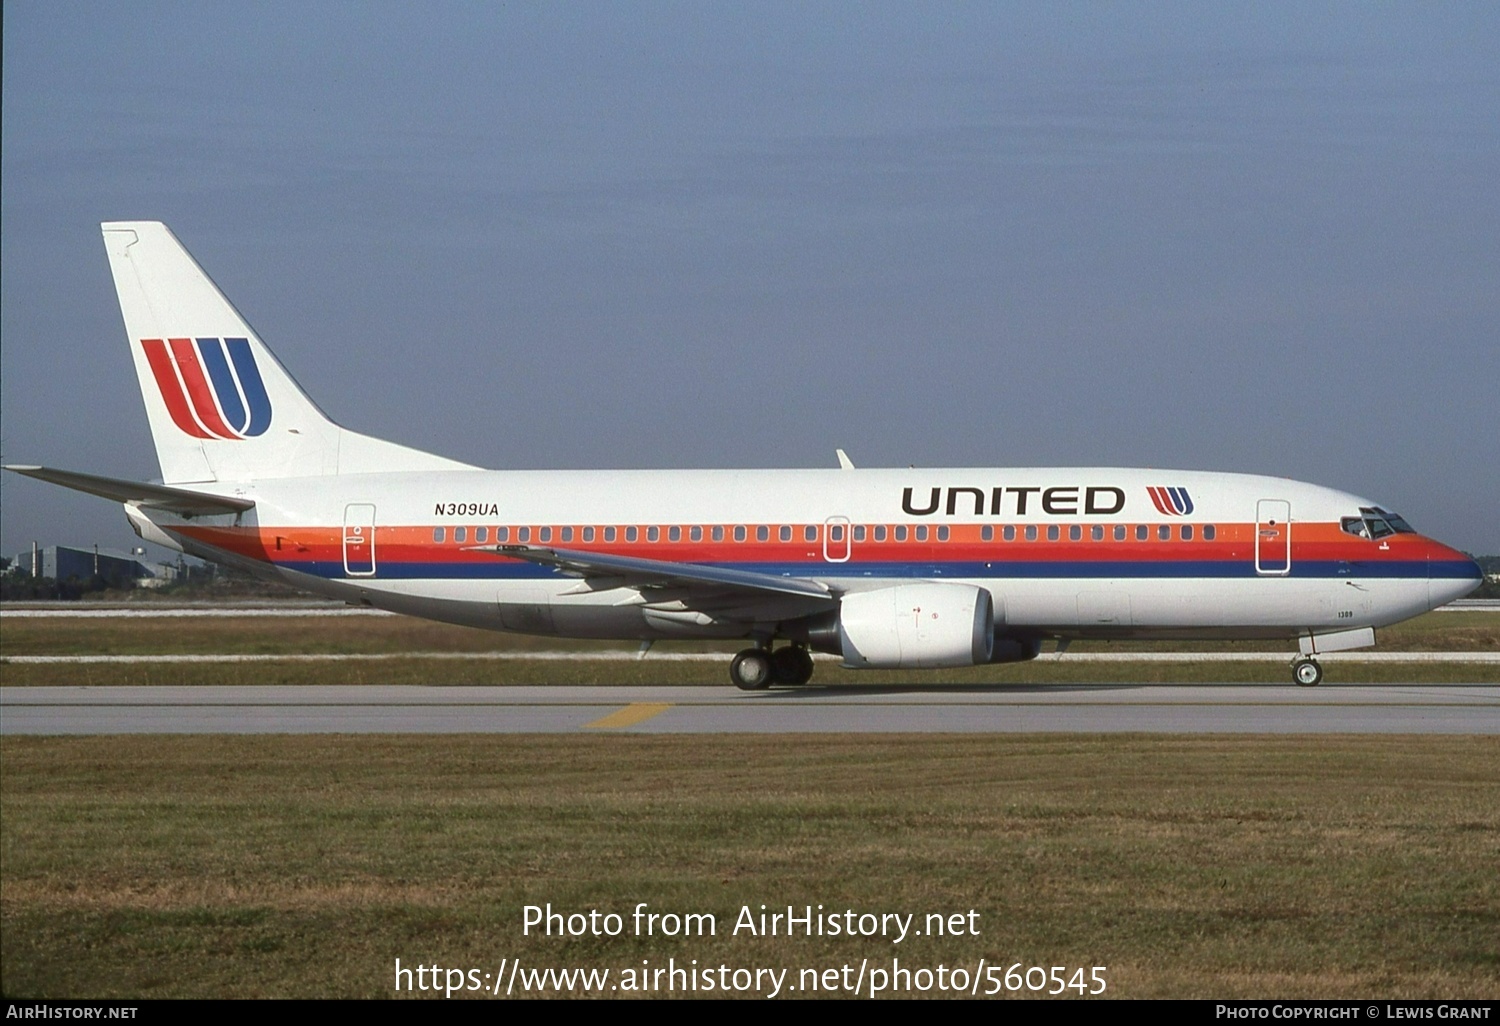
[730,645,815,690]
[1292,657,1324,687]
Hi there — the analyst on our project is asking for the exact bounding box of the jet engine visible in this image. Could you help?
[834,583,994,668]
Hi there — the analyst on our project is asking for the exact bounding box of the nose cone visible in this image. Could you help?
[1426,539,1483,608]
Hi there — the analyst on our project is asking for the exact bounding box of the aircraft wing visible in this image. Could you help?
[3,465,255,516]
[469,544,837,604]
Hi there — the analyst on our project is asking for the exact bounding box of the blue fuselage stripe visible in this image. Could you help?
[272,558,1477,583]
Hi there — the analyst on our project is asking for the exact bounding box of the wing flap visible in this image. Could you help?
[468,544,836,603]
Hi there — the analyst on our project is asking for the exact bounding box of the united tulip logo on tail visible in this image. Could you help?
[142,337,271,440]
[1147,486,1194,516]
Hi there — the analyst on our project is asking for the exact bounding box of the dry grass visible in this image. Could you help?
[2,610,1495,657]
[2,658,1495,688]
[1,610,1495,687]
[2,734,1497,999]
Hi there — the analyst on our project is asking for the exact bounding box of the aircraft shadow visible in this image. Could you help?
[745,682,1144,698]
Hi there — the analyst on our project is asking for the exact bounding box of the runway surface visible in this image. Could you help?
[3,683,1497,734]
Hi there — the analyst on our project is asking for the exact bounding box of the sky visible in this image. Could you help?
[2,2,1497,558]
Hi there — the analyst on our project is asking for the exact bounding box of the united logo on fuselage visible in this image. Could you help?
[141,337,271,440]
[1147,486,1194,516]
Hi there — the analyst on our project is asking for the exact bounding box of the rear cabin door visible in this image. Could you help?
[343,503,377,576]
[1255,499,1291,576]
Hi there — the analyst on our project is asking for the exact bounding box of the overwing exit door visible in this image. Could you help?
[823,516,851,562]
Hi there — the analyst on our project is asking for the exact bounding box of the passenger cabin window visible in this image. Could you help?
[669,526,681,542]
[937,526,949,541]
[475,527,487,544]
[780,526,792,542]
[1069,525,1081,541]
[561,527,573,542]
[538,527,551,542]
[455,527,467,543]
[712,526,724,541]
[518,527,530,542]
[690,526,702,542]
[734,525,747,542]
[853,525,866,542]
[1136,525,1148,541]
[1158,525,1170,541]
[433,527,445,543]
[875,525,888,542]
[1025,525,1037,541]
[625,527,638,542]
[604,527,617,542]
[497,526,509,542]
[1047,525,1059,541]
[981,525,994,542]
[915,525,927,541]
[805,525,818,542]
[1181,524,1193,540]
[1003,525,1015,541]
[1114,525,1126,541]
[647,526,659,542]
[1204,525,1216,541]
[583,526,595,542]
[1092,525,1104,541]
[895,526,908,542]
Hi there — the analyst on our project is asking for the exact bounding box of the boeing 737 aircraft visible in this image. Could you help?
[5,222,1482,688]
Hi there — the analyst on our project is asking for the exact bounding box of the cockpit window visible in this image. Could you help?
[1350,506,1417,540]
[1374,507,1415,533]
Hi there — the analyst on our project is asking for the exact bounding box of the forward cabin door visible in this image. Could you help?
[343,503,377,577]
[1255,499,1291,576]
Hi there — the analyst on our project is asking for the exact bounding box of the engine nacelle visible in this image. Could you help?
[838,583,994,668]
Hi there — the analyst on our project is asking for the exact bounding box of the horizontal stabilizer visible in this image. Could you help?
[469,544,836,602]
[3,465,254,516]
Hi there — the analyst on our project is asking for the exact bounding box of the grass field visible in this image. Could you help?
[1,609,1496,999]
[2,609,1496,687]
[5,609,1497,655]
[2,735,1497,999]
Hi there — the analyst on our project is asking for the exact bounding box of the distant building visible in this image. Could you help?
[9,545,166,588]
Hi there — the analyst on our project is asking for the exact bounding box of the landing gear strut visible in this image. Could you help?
[1293,657,1323,687]
[730,645,815,689]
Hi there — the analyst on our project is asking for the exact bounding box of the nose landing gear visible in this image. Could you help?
[1292,657,1323,687]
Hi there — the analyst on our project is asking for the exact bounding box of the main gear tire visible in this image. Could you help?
[730,648,774,690]
[771,646,815,686]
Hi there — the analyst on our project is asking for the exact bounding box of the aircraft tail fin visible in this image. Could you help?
[101,221,473,484]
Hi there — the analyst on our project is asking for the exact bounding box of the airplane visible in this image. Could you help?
[5,222,1483,689]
